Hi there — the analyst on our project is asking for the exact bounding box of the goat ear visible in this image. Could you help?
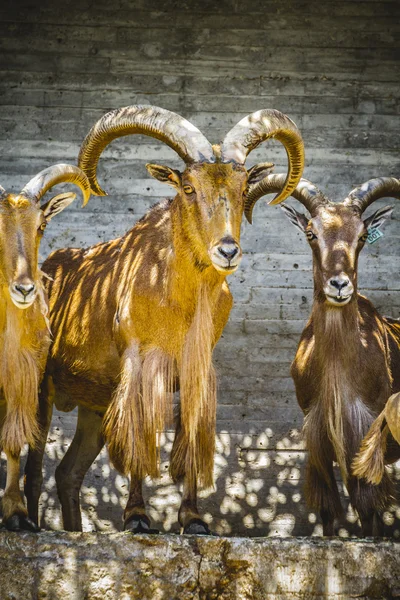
[247,162,274,185]
[146,164,181,189]
[42,192,76,222]
[280,204,309,232]
[364,205,394,231]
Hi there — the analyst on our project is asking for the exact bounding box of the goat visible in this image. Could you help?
[0,165,90,531]
[245,174,400,535]
[25,105,305,533]
[353,392,400,484]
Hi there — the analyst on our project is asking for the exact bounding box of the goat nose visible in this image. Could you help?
[14,283,35,297]
[330,278,349,291]
[218,245,239,260]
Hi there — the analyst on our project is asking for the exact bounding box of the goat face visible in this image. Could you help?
[147,162,250,274]
[0,195,45,308]
[0,191,77,309]
[282,202,393,307]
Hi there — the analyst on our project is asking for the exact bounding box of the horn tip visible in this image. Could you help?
[91,187,108,197]
[81,193,91,207]
[268,194,285,206]
[244,210,253,225]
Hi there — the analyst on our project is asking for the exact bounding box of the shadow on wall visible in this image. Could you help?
[1,408,399,538]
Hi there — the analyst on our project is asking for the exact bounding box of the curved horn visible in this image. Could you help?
[221,109,305,205]
[244,174,328,224]
[78,105,215,196]
[343,177,400,213]
[21,164,91,206]
[0,185,5,198]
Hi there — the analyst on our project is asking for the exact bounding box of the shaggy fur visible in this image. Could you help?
[170,283,217,488]
[352,389,400,486]
[298,297,397,525]
[0,283,49,455]
[304,308,362,485]
[286,197,400,534]
[352,410,388,486]
[104,345,176,478]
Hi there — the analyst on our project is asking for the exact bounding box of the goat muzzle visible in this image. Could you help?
[324,275,354,307]
[209,237,242,273]
[9,281,37,309]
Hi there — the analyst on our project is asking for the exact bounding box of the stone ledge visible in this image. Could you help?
[0,532,399,599]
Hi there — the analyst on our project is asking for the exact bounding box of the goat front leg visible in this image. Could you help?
[24,378,53,526]
[123,475,158,533]
[347,474,392,537]
[178,476,214,535]
[2,450,39,531]
[55,405,104,531]
[305,460,343,536]
[171,413,214,535]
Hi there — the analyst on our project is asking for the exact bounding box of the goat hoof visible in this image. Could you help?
[124,514,159,534]
[3,514,40,532]
[183,518,216,536]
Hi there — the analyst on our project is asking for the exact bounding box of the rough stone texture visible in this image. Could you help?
[0,532,400,600]
[0,0,400,536]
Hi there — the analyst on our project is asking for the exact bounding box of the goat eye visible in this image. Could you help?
[183,185,194,195]
[306,230,317,241]
[359,232,368,243]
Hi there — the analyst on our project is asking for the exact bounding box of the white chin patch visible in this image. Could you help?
[10,294,36,310]
[212,260,239,274]
[326,294,352,307]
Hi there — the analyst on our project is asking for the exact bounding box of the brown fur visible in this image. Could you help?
[352,410,388,485]
[384,390,400,443]
[0,282,49,455]
[0,194,60,525]
[288,201,400,532]
[170,283,217,489]
[104,345,176,478]
[29,161,246,530]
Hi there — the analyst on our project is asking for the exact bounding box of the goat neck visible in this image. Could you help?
[170,195,227,302]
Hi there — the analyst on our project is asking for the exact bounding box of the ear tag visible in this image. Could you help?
[367,227,384,244]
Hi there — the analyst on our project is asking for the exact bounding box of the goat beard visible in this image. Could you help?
[170,282,217,490]
[0,280,49,455]
[104,281,217,490]
[303,307,373,486]
[104,346,175,479]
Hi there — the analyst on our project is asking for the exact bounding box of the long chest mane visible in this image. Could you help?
[0,293,49,400]
[302,304,391,480]
[0,289,50,453]
[310,304,390,400]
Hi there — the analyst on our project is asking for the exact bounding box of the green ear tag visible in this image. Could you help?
[367,227,384,244]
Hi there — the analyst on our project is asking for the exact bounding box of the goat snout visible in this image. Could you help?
[218,244,239,260]
[329,277,350,292]
[10,281,37,308]
[324,274,354,306]
[209,237,242,273]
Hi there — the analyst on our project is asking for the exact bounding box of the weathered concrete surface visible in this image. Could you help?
[0,532,399,600]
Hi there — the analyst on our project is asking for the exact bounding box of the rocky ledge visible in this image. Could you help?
[0,532,399,599]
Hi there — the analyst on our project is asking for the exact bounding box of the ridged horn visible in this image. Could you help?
[343,177,400,214]
[221,109,305,206]
[78,105,215,196]
[21,164,91,206]
[245,174,328,224]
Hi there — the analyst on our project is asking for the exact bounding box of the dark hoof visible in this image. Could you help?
[124,514,159,534]
[3,514,40,532]
[183,518,217,536]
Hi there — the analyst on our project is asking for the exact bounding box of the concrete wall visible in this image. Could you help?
[1,532,400,600]
[0,0,399,536]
